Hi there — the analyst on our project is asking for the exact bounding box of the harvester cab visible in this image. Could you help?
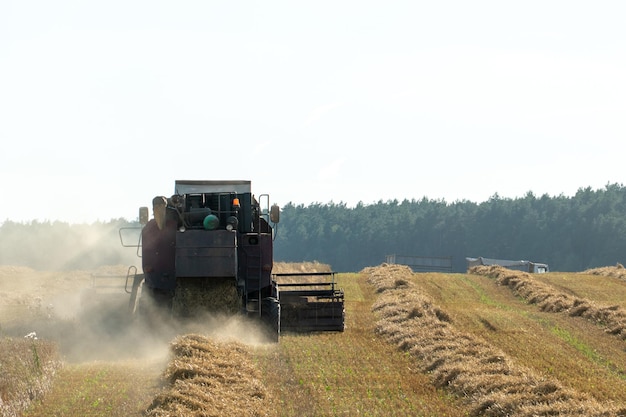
[119,180,344,340]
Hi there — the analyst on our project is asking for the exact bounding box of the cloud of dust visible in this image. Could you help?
[2,277,274,367]
[0,222,171,361]
[0,221,140,271]
[0,223,275,363]
[175,311,274,347]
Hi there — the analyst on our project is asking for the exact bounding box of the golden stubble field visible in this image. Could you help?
[2,262,626,416]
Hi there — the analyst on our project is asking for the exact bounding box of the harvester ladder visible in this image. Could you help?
[245,193,271,316]
[244,241,263,315]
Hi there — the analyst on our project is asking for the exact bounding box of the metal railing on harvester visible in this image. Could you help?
[272,272,345,332]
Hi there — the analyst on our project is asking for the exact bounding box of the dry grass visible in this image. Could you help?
[146,334,273,417]
[410,270,626,404]
[23,359,164,417]
[272,261,331,274]
[143,262,336,417]
[7,261,626,416]
[255,272,470,416]
[0,337,60,417]
[0,262,329,416]
[363,264,626,416]
[172,277,241,316]
[470,265,626,341]
[583,263,626,281]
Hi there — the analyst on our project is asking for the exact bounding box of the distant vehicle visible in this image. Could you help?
[466,257,549,273]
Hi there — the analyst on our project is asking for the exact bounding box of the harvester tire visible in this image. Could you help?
[261,297,280,342]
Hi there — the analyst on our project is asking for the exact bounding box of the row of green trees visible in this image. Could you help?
[274,183,626,272]
[1,183,625,272]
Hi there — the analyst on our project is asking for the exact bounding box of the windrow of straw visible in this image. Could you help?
[583,263,626,282]
[363,264,624,417]
[146,334,273,417]
[470,265,626,341]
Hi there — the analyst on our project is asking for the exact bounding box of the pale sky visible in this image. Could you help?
[2,1,625,223]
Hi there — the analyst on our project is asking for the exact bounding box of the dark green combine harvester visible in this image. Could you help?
[120,180,344,340]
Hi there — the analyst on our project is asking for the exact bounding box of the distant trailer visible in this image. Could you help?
[385,254,453,272]
[466,256,549,273]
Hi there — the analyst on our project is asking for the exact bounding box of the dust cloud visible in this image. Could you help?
[0,220,140,271]
[0,223,273,364]
[0,266,273,365]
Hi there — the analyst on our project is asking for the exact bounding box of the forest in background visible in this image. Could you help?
[1,183,626,273]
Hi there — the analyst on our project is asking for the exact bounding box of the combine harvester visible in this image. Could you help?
[119,180,344,340]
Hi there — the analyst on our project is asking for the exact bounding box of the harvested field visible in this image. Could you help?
[3,262,626,416]
[23,359,165,417]
[470,265,626,341]
[365,264,625,415]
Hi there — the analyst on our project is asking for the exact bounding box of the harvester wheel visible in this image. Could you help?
[261,297,280,342]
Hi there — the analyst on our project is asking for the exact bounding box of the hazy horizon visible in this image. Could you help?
[2,1,625,223]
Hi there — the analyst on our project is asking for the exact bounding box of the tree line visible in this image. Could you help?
[274,183,626,272]
[1,183,625,272]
